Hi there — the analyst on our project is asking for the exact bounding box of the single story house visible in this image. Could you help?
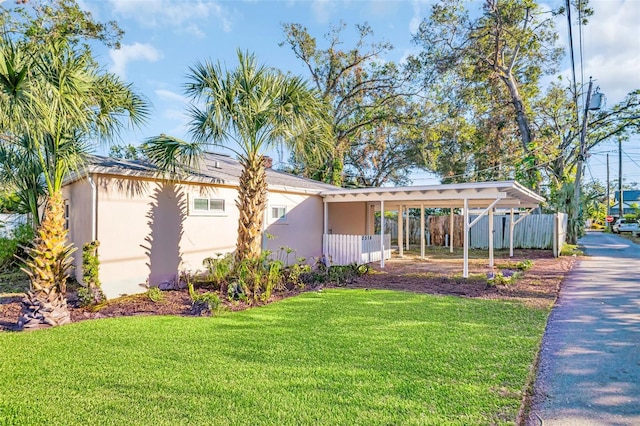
[63,153,545,299]
[613,190,640,216]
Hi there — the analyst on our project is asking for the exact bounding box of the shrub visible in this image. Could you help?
[203,253,234,285]
[487,270,522,286]
[0,223,34,272]
[147,287,165,303]
[78,241,105,307]
[188,281,220,315]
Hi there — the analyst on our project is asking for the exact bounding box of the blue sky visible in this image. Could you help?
[77,0,639,187]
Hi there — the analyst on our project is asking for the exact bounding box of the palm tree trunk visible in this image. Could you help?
[235,155,268,263]
[18,191,75,329]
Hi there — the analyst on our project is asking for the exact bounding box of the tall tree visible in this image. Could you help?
[143,50,331,263]
[0,1,149,328]
[281,22,416,187]
[411,0,565,188]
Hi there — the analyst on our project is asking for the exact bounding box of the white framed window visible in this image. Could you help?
[271,205,287,222]
[189,196,226,216]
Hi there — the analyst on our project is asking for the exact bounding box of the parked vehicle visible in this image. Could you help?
[612,218,640,234]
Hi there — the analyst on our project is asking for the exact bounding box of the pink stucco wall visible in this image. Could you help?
[327,202,367,235]
[66,174,325,299]
[264,191,325,265]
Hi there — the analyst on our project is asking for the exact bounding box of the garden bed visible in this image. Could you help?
[1,249,576,331]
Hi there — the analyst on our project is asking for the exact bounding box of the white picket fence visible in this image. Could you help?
[323,234,392,265]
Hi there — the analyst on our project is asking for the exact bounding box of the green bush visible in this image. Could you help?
[188,281,220,315]
[147,287,165,303]
[78,241,105,307]
[0,223,34,272]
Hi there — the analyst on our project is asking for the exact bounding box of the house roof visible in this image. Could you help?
[320,180,544,209]
[72,153,338,194]
[614,190,640,202]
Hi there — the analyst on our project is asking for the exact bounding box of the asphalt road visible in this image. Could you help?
[527,231,640,425]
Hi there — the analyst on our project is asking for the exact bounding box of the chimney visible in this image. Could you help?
[262,156,273,169]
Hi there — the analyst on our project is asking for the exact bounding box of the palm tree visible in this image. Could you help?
[0,36,149,328]
[144,50,331,263]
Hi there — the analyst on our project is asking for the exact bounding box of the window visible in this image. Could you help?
[190,197,226,216]
[271,205,287,222]
[64,200,70,230]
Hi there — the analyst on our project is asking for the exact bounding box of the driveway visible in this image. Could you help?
[527,231,640,425]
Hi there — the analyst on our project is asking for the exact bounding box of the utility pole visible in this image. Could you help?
[573,78,593,232]
[619,137,623,218]
[606,153,610,217]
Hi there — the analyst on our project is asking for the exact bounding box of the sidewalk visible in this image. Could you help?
[527,232,640,425]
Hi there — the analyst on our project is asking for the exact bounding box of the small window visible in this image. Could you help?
[190,197,226,216]
[64,200,70,230]
[271,206,287,221]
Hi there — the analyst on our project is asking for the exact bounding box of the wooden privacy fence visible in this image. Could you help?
[379,213,568,251]
[323,234,392,265]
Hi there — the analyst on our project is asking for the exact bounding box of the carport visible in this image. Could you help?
[321,181,545,278]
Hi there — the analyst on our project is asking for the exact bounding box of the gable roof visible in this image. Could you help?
[69,153,338,194]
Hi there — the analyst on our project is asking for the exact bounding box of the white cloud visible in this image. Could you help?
[108,0,234,34]
[409,1,423,34]
[155,89,189,104]
[109,43,162,78]
[311,0,334,24]
[579,0,640,104]
[550,0,640,105]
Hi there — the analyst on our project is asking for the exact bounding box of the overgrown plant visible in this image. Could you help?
[77,240,104,307]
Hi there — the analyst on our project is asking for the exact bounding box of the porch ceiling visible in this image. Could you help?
[320,180,544,209]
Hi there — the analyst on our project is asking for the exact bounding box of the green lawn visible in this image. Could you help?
[0,289,548,425]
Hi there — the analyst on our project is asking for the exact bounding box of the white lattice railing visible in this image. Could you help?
[322,234,391,265]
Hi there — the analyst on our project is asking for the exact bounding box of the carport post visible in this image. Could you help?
[463,199,469,278]
[420,203,425,258]
[380,200,385,268]
[398,205,404,258]
[323,201,328,235]
[488,207,494,268]
[449,208,454,253]
[405,207,410,251]
[509,208,514,257]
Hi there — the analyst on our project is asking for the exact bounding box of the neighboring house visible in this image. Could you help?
[62,153,337,299]
[613,190,640,216]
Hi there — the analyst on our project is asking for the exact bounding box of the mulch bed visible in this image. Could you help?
[0,250,577,332]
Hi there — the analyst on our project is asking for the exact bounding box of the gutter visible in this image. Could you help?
[88,174,97,241]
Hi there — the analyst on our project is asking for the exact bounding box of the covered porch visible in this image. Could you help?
[321,181,545,278]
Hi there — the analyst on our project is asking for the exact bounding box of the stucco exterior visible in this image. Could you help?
[327,202,368,235]
[64,155,334,299]
[264,191,325,265]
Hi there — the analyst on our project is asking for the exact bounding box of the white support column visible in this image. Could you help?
[364,202,369,236]
[323,201,329,235]
[398,205,404,257]
[380,200,385,268]
[449,207,454,253]
[420,203,425,258]
[509,208,515,258]
[463,199,469,278]
[488,207,494,268]
[405,207,410,251]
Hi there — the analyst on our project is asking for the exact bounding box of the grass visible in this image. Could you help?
[0,289,549,425]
